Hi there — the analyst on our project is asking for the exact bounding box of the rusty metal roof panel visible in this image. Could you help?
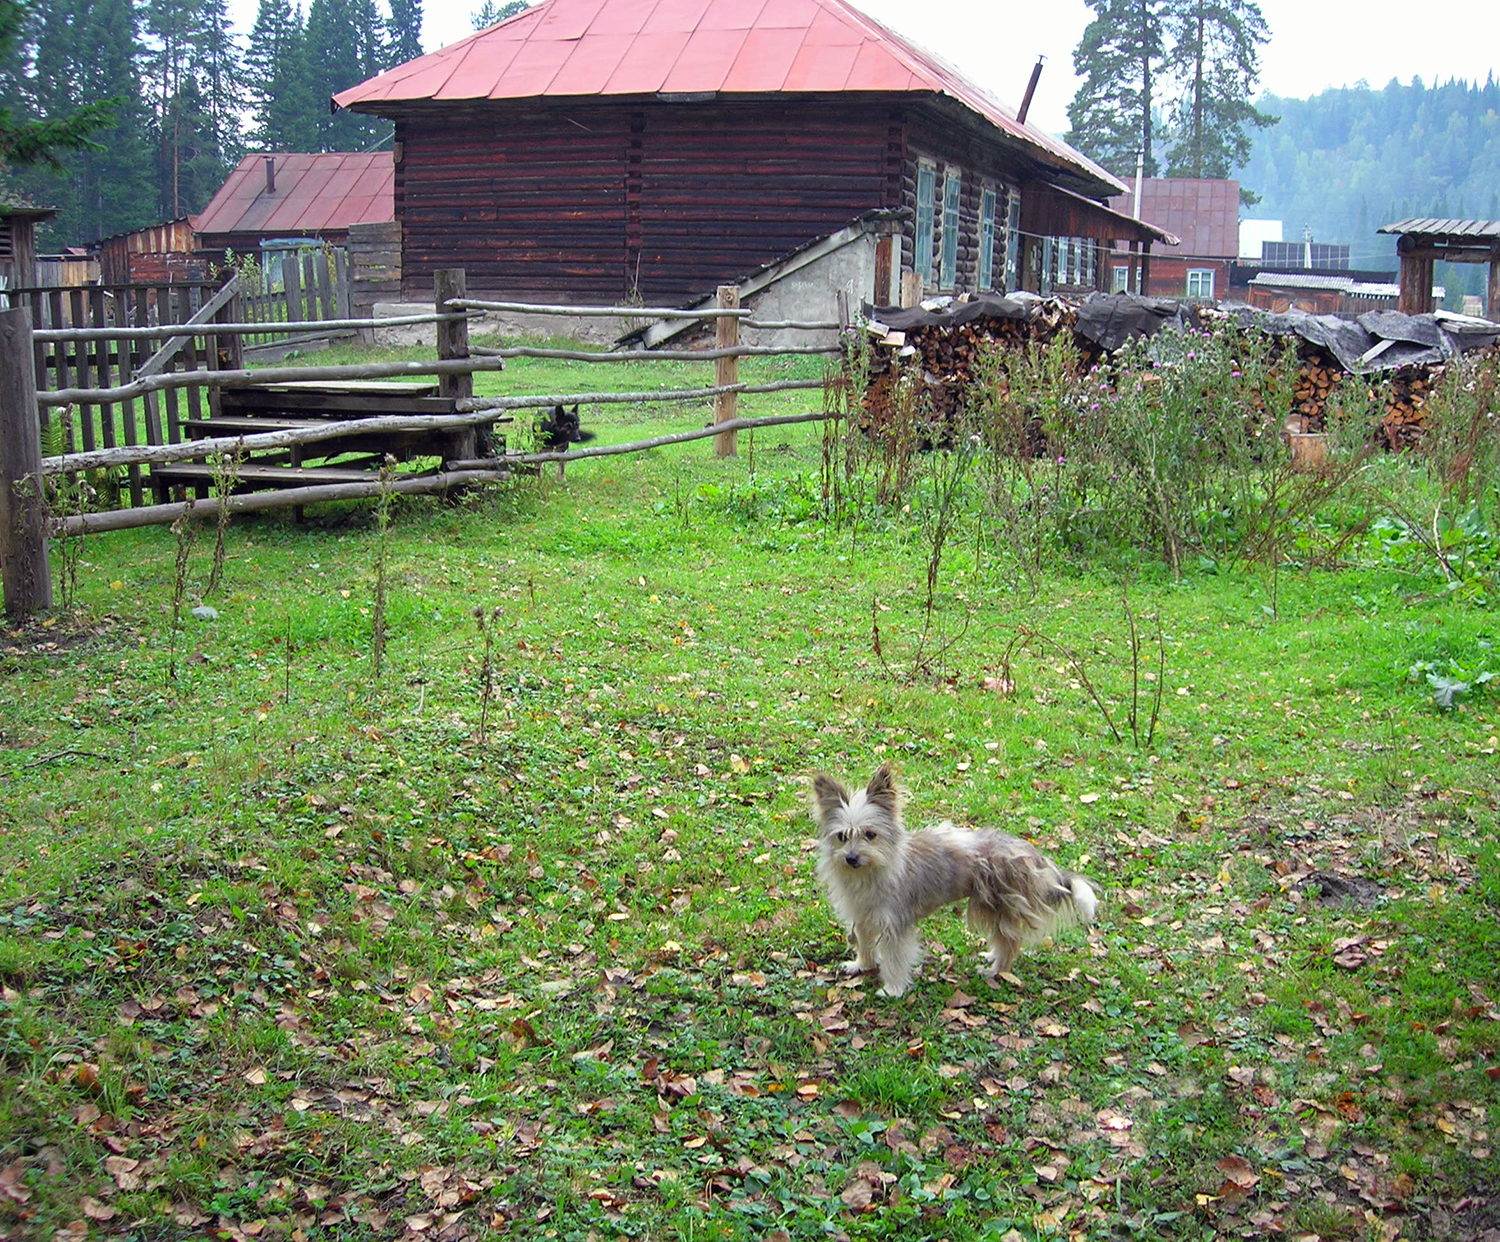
[589,0,658,35]
[720,26,806,91]
[700,0,767,30]
[780,38,860,91]
[438,41,525,99]
[662,28,752,93]
[601,31,690,93]
[331,0,1124,195]
[642,0,712,34]
[545,32,633,94]
[195,152,395,238]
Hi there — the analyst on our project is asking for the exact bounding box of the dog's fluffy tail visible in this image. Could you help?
[1065,872,1098,927]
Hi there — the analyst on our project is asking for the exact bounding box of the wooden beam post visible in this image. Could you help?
[434,269,477,460]
[1488,252,1499,320]
[713,284,739,458]
[0,306,53,618]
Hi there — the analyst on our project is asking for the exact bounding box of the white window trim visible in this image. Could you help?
[1187,268,1215,299]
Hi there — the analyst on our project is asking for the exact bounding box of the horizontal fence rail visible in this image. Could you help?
[1,272,846,618]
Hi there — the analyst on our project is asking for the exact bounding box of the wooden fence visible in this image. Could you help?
[0,273,844,618]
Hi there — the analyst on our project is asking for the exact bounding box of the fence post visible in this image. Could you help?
[713,284,739,457]
[0,305,53,618]
[435,269,477,460]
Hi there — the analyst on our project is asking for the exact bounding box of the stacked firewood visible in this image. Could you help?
[1379,367,1432,450]
[1291,355,1342,431]
[858,299,1092,432]
[858,306,1476,452]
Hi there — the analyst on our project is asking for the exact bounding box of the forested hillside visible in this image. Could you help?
[1234,75,1500,303]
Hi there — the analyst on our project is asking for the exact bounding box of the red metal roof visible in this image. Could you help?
[332,0,1124,195]
[1108,178,1240,258]
[194,152,395,239]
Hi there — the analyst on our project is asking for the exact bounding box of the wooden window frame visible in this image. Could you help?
[940,171,961,289]
[979,187,997,292]
[915,163,936,284]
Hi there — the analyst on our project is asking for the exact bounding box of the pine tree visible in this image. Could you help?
[70,0,156,240]
[1066,0,1165,180]
[1160,0,1276,192]
[142,0,241,216]
[472,1,529,31]
[386,0,422,67]
[0,0,119,176]
[305,0,389,150]
[243,0,319,152]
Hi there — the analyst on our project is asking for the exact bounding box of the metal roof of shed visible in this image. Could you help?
[195,152,394,238]
[332,0,1124,196]
[1378,218,1500,241]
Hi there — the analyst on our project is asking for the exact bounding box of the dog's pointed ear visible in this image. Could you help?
[865,762,900,813]
[808,773,849,821]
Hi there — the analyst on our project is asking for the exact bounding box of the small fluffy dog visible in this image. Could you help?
[810,763,1099,997]
[535,404,595,452]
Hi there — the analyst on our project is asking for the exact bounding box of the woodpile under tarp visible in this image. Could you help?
[856,292,1500,449]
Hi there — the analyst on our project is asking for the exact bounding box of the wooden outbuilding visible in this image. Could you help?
[1378,218,1500,317]
[92,217,206,285]
[0,205,55,290]
[195,152,395,254]
[332,0,1172,307]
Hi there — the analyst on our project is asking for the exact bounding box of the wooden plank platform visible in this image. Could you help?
[152,379,511,505]
[152,462,400,492]
[219,387,455,418]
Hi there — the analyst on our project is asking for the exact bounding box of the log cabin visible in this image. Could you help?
[333,0,1174,310]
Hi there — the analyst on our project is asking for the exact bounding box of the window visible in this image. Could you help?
[1112,265,1131,293]
[1186,268,1215,300]
[979,188,997,291]
[940,172,961,288]
[1003,189,1021,290]
[915,164,935,284]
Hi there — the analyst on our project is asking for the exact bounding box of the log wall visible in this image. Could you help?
[393,100,898,304]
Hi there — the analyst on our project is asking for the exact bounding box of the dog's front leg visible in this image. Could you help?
[842,927,877,977]
[875,929,919,998]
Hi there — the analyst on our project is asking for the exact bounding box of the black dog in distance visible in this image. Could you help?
[535,405,595,476]
[536,405,595,451]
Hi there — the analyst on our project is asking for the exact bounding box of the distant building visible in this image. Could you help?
[91,217,205,285]
[1240,270,1442,315]
[0,205,56,289]
[1239,219,1281,260]
[1107,178,1240,300]
[195,152,395,255]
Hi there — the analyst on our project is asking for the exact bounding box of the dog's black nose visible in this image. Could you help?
[844,854,861,868]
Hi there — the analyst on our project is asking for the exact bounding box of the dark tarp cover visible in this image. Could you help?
[861,292,1497,374]
[862,292,1033,331]
[1073,292,1192,351]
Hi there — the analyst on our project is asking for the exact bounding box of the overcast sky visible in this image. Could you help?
[234,0,1500,139]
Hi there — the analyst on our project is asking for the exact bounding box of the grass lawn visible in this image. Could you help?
[1,340,1497,1241]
